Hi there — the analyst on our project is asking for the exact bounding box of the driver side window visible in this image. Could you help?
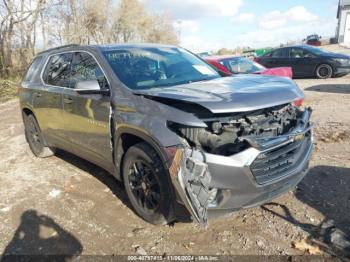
[70,52,109,90]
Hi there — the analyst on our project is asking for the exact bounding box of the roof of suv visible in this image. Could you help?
[37,43,179,55]
[95,43,177,51]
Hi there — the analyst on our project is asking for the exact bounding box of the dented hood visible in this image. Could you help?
[136,75,304,113]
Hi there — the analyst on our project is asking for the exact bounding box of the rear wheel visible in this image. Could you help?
[122,142,174,225]
[24,114,55,158]
[316,64,333,79]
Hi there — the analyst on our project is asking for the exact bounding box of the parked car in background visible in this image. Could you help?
[197,52,211,58]
[255,45,350,79]
[205,55,293,79]
[304,34,322,46]
[20,44,313,226]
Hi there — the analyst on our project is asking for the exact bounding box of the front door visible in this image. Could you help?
[288,47,318,77]
[62,51,113,169]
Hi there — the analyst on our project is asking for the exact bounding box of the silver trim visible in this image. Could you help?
[39,49,111,91]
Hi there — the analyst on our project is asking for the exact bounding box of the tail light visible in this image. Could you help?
[293,98,304,107]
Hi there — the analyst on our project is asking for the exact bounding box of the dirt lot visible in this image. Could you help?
[0,45,350,259]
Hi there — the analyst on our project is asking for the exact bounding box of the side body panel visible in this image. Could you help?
[62,89,113,172]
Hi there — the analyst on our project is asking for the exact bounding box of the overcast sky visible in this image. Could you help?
[141,0,339,52]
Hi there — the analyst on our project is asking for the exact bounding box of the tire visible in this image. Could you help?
[315,64,333,79]
[122,142,174,225]
[24,114,55,158]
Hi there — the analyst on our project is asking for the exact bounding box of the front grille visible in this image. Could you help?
[250,133,312,185]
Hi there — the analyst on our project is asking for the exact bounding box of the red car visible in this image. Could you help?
[205,55,293,79]
[304,34,322,47]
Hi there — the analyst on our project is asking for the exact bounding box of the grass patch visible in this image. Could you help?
[0,77,20,103]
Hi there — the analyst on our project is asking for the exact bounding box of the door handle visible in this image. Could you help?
[63,98,74,104]
[35,92,42,98]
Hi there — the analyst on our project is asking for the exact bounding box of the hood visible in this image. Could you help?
[322,52,350,59]
[135,75,304,114]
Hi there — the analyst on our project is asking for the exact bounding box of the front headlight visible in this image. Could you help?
[333,58,350,65]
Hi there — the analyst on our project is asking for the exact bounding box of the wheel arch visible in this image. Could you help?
[21,106,50,147]
[113,127,171,181]
[21,107,40,128]
[22,107,35,119]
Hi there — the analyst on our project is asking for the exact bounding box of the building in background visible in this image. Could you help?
[336,0,350,47]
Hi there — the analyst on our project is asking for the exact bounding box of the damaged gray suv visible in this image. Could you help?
[19,44,313,225]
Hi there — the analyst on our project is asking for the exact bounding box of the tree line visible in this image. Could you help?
[0,0,179,77]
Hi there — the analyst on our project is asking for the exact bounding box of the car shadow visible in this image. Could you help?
[305,84,350,94]
[55,149,193,224]
[1,210,82,260]
[262,165,350,258]
[54,149,133,211]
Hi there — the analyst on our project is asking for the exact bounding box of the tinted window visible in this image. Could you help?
[263,51,272,57]
[24,56,43,83]
[289,48,313,58]
[103,47,219,90]
[224,57,265,74]
[271,49,285,58]
[70,52,108,89]
[43,53,72,87]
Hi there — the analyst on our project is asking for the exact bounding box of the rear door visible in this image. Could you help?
[259,48,288,68]
[33,53,71,142]
[61,51,113,168]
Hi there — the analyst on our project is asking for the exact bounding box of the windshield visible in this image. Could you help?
[222,57,265,74]
[103,46,220,90]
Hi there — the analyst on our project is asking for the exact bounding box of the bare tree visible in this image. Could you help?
[111,0,150,43]
[146,14,179,45]
[0,0,46,76]
[0,0,179,77]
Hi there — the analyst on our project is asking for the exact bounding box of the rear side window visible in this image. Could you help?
[271,49,285,58]
[43,53,72,87]
[24,56,43,83]
[70,52,108,89]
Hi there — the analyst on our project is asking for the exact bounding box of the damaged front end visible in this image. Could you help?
[168,103,313,226]
[169,148,211,225]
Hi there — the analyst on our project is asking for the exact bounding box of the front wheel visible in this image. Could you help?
[24,114,55,158]
[316,64,333,79]
[122,142,174,225]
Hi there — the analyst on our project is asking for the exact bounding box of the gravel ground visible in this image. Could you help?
[0,45,349,259]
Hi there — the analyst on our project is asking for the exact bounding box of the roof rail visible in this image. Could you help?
[37,44,80,55]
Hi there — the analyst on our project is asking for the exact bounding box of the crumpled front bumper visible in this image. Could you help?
[206,136,312,218]
[205,108,314,217]
[334,65,350,76]
[168,107,313,223]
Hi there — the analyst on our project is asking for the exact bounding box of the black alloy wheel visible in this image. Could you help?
[122,142,174,225]
[316,64,333,79]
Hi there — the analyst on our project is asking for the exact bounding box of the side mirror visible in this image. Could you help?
[75,80,109,95]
